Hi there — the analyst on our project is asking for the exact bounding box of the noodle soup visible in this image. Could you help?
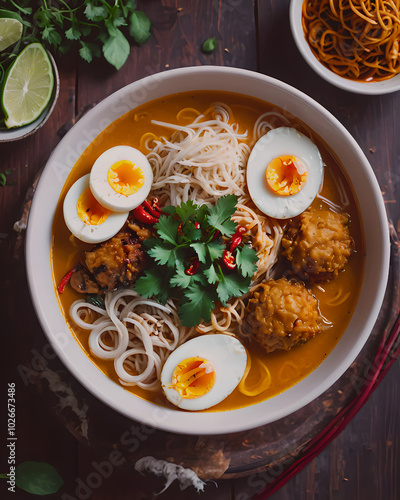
[51,91,364,412]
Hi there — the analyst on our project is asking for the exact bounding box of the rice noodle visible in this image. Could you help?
[147,104,250,206]
[70,290,193,390]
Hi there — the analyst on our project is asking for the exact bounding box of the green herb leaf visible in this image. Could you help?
[201,37,217,53]
[181,220,202,241]
[121,0,138,17]
[174,199,198,221]
[169,262,193,289]
[206,239,225,261]
[207,194,237,236]
[154,215,180,246]
[129,11,151,45]
[79,41,101,63]
[34,9,52,29]
[84,3,108,22]
[204,264,219,285]
[190,242,207,263]
[236,245,259,278]
[179,285,216,326]
[65,25,81,41]
[16,461,63,495]
[102,29,130,70]
[134,268,171,304]
[148,244,175,266]
[41,26,62,47]
[86,295,105,308]
[217,273,251,306]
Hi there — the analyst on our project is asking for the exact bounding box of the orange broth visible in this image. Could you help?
[51,90,365,412]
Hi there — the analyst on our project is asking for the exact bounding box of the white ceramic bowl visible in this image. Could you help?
[290,0,400,95]
[0,52,60,143]
[26,66,390,435]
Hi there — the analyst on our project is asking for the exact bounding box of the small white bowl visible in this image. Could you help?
[0,51,60,142]
[290,0,400,95]
[26,66,390,435]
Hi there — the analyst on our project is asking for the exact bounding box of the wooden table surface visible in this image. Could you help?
[1,1,399,499]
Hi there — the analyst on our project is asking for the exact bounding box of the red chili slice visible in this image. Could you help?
[142,199,162,218]
[223,249,236,270]
[58,265,78,294]
[230,225,246,252]
[132,204,159,224]
[185,257,200,275]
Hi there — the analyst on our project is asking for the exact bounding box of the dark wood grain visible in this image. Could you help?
[0,1,399,499]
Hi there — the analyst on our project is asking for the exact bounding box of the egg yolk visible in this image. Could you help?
[77,187,110,225]
[266,155,307,196]
[171,356,216,399]
[107,160,145,196]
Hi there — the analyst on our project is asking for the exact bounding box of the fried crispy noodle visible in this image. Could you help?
[70,289,194,390]
[70,103,286,390]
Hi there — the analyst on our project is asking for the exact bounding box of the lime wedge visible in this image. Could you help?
[0,17,23,52]
[1,43,54,128]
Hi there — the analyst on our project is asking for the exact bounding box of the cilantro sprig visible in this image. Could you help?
[0,0,151,70]
[134,195,258,327]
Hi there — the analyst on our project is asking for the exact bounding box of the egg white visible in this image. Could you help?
[247,127,324,219]
[63,174,129,244]
[161,334,247,411]
[90,145,153,213]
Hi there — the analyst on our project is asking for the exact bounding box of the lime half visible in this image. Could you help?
[1,43,54,128]
[0,17,23,52]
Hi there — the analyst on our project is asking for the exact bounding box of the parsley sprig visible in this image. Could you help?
[0,0,151,70]
[134,195,259,327]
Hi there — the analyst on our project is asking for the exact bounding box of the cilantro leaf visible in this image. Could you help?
[41,26,62,46]
[204,264,219,285]
[130,11,151,45]
[236,246,259,278]
[190,242,207,263]
[65,25,81,41]
[206,239,225,261]
[181,220,202,241]
[207,194,237,236]
[84,3,108,22]
[217,273,251,306]
[179,285,216,326]
[169,262,192,289]
[154,215,179,245]
[175,199,198,222]
[161,205,176,216]
[121,0,138,17]
[148,245,175,266]
[79,41,101,63]
[102,30,130,70]
[134,268,171,304]
[196,204,209,226]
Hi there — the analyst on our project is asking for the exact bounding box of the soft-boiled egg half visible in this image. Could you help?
[90,145,153,212]
[63,174,129,244]
[247,127,324,219]
[161,334,247,411]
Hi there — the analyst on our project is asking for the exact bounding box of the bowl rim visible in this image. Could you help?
[26,65,390,435]
[289,0,400,95]
[0,50,60,143]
